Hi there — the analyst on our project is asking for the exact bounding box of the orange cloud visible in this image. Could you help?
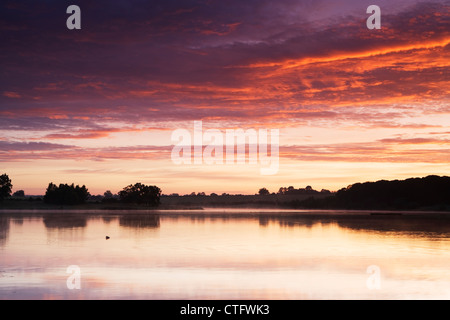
[246,37,450,71]
[42,126,171,140]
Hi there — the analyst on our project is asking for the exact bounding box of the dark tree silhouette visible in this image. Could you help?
[119,183,161,207]
[104,190,113,199]
[335,175,450,210]
[13,190,25,197]
[44,183,90,205]
[0,174,12,202]
[102,190,118,203]
[258,188,270,195]
[289,175,450,211]
[277,186,319,195]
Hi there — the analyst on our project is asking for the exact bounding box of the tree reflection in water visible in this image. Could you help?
[119,214,160,229]
[257,213,450,235]
[0,216,9,246]
[43,214,87,229]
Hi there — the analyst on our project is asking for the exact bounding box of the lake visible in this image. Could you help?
[1,209,450,300]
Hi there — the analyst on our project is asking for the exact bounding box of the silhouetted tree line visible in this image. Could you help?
[278,186,318,195]
[3,171,449,211]
[289,175,450,211]
[42,182,161,207]
[44,183,90,205]
[118,183,161,207]
[0,174,12,202]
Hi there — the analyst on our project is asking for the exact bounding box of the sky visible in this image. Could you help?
[0,0,449,195]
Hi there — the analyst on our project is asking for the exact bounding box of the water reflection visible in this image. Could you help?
[43,214,87,229]
[0,216,9,246]
[0,210,450,299]
[42,214,88,245]
[12,218,23,226]
[258,216,270,227]
[119,214,160,229]
[1,210,449,236]
[256,213,450,236]
[101,216,117,224]
[160,212,450,236]
[338,216,450,236]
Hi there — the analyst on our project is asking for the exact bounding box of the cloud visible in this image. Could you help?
[378,137,450,145]
[280,140,450,163]
[0,0,448,177]
[0,141,73,152]
[3,91,21,98]
[2,131,449,164]
[0,140,172,161]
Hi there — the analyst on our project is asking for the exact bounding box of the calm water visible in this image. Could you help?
[1,209,450,300]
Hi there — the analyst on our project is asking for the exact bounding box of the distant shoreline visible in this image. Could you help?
[2,175,449,213]
[1,194,450,213]
[1,207,450,217]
